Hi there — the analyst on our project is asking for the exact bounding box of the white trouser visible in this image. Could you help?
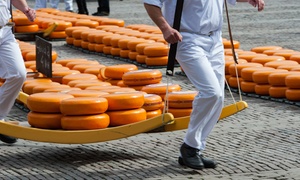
[0,27,27,120]
[176,31,225,151]
[35,0,47,9]
[50,0,73,11]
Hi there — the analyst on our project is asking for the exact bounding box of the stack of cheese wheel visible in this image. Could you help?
[127,38,155,61]
[99,64,138,85]
[143,44,169,66]
[252,69,288,96]
[71,27,93,47]
[285,73,300,101]
[223,40,240,49]
[109,34,129,56]
[240,66,275,94]
[79,29,102,50]
[117,36,138,58]
[268,71,300,99]
[60,97,110,130]
[23,79,60,95]
[27,92,74,129]
[122,69,163,90]
[227,62,263,89]
[141,83,181,100]
[165,91,197,118]
[251,46,283,54]
[135,42,165,64]
[101,92,147,126]
[61,73,98,85]
[49,20,72,39]
[13,14,39,33]
[142,94,163,119]
[65,26,90,45]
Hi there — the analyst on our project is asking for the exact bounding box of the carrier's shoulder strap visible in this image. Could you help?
[166,0,184,76]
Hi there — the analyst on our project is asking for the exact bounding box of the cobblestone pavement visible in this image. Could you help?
[1,0,300,179]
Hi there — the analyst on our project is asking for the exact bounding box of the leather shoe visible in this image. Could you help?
[179,143,204,170]
[0,134,17,144]
[92,11,109,16]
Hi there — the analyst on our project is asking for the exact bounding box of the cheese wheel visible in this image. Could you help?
[141,83,181,99]
[68,79,107,87]
[56,59,88,66]
[285,89,300,101]
[118,37,137,50]
[136,54,147,64]
[110,47,121,56]
[66,90,109,97]
[252,69,287,84]
[13,15,37,25]
[99,87,136,94]
[128,51,139,61]
[145,56,168,66]
[277,65,300,71]
[264,60,299,69]
[61,113,110,130]
[80,40,90,49]
[32,84,70,94]
[285,74,300,89]
[74,82,111,90]
[268,71,300,86]
[290,54,300,64]
[240,81,257,93]
[255,84,271,96]
[64,26,90,37]
[72,64,105,73]
[269,86,287,98]
[110,35,130,47]
[122,69,162,86]
[228,77,243,89]
[66,60,99,69]
[251,46,282,53]
[100,64,138,80]
[166,91,198,109]
[136,42,165,54]
[44,87,81,93]
[27,93,74,113]
[238,53,268,62]
[95,44,105,53]
[241,67,274,82]
[103,45,112,55]
[62,73,98,85]
[100,18,125,27]
[87,42,96,51]
[84,66,103,76]
[119,49,130,58]
[262,49,294,56]
[228,62,263,77]
[94,32,114,44]
[15,24,39,33]
[251,56,285,65]
[23,82,60,95]
[25,51,58,62]
[225,59,248,75]
[107,108,147,127]
[75,20,99,28]
[142,94,163,111]
[127,39,154,51]
[85,85,120,91]
[60,97,108,115]
[146,109,162,119]
[167,108,192,118]
[27,111,63,129]
[223,40,240,49]
[101,92,144,110]
[143,45,169,57]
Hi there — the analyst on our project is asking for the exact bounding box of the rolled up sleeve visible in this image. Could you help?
[143,0,163,8]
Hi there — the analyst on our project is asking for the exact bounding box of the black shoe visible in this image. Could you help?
[179,143,204,170]
[92,11,109,16]
[0,134,17,144]
[178,155,217,169]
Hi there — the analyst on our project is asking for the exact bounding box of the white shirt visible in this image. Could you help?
[0,0,11,27]
[144,0,236,35]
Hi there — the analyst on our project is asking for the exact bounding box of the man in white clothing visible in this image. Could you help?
[0,0,36,144]
[144,0,264,170]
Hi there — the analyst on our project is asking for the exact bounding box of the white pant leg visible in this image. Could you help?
[64,0,73,11]
[35,0,47,9]
[49,0,59,9]
[0,28,27,120]
[176,31,225,151]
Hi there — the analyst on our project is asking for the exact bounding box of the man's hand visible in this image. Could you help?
[162,26,183,44]
[248,0,265,11]
[23,7,36,22]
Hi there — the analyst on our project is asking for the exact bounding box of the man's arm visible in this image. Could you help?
[12,0,36,22]
[144,3,182,44]
[237,0,265,11]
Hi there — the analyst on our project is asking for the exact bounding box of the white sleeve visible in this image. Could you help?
[227,0,237,5]
[143,0,163,8]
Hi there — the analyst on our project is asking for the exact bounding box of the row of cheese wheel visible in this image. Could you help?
[12,8,125,37]
[223,45,300,101]
[65,25,171,66]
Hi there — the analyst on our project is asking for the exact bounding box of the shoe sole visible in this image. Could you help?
[178,157,204,170]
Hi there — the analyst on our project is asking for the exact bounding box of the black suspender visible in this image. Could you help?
[166,0,184,76]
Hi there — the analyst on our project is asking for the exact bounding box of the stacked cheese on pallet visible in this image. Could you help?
[13,11,39,33]
[64,24,170,66]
